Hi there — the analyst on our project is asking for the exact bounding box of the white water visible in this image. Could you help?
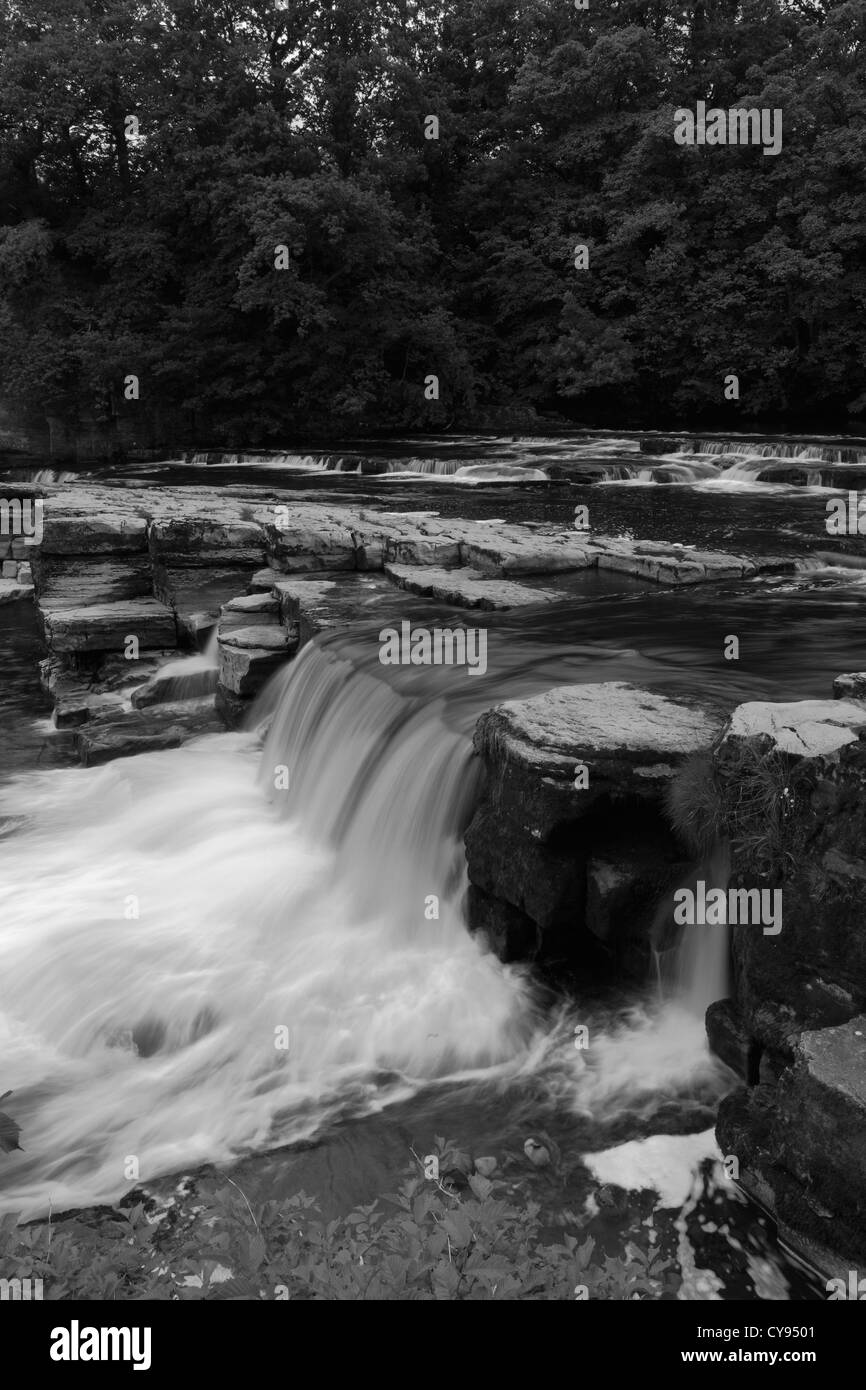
[0,643,731,1216]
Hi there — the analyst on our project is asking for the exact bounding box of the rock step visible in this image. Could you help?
[40,513,149,554]
[40,598,178,655]
[384,563,561,610]
[272,573,396,641]
[219,592,281,631]
[74,700,223,766]
[34,556,153,607]
[217,624,298,697]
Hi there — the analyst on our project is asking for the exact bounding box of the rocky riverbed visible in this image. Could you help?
[2,471,865,1290]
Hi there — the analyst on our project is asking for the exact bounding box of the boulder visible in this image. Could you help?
[464,683,724,966]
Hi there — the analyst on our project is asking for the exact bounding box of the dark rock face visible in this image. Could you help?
[463,683,725,973]
[833,671,866,700]
[707,695,866,1273]
[75,702,223,766]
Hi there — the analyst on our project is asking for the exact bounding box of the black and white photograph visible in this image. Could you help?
[0,0,864,1356]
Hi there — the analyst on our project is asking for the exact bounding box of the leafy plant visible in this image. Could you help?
[0,1142,680,1301]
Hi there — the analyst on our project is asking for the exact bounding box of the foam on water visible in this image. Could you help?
[0,641,732,1216]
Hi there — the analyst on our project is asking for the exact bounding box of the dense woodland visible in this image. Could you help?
[0,0,865,445]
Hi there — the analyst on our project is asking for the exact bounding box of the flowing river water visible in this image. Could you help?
[1,430,864,1298]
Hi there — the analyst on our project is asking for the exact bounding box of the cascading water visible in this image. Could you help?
[0,635,732,1218]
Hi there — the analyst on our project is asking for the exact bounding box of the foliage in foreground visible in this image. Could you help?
[0,1139,678,1301]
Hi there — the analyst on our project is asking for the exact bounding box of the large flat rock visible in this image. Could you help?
[476,682,723,818]
[384,564,561,610]
[41,598,178,654]
[724,698,866,757]
[149,517,267,567]
[460,530,595,576]
[273,573,398,642]
[35,556,154,607]
[465,682,724,958]
[40,513,149,554]
[255,505,357,571]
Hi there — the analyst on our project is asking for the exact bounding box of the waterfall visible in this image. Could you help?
[0,643,535,1214]
[651,841,731,1016]
[0,636,733,1215]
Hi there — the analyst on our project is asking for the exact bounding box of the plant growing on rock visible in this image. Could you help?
[667,742,805,876]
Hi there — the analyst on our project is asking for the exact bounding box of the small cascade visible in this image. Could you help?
[677,438,866,465]
[650,841,732,1017]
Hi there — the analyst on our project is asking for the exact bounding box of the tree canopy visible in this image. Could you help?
[0,0,864,446]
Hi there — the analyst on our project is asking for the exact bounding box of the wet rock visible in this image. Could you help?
[75,701,223,766]
[460,530,594,577]
[833,672,866,700]
[248,567,283,592]
[35,556,153,607]
[725,697,866,757]
[710,695,866,1273]
[148,517,267,568]
[717,1019,866,1273]
[465,884,539,962]
[594,539,794,586]
[40,512,148,554]
[384,563,560,610]
[41,598,178,655]
[154,565,261,643]
[255,506,356,572]
[131,662,218,709]
[217,626,297,696]
[220,624,290,651]
[0,578,34,604]
[55,689,126,728]
[464,683,724,966]
[273,573,397,644]
[218,593,281,630]
[705,999,752,1081]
